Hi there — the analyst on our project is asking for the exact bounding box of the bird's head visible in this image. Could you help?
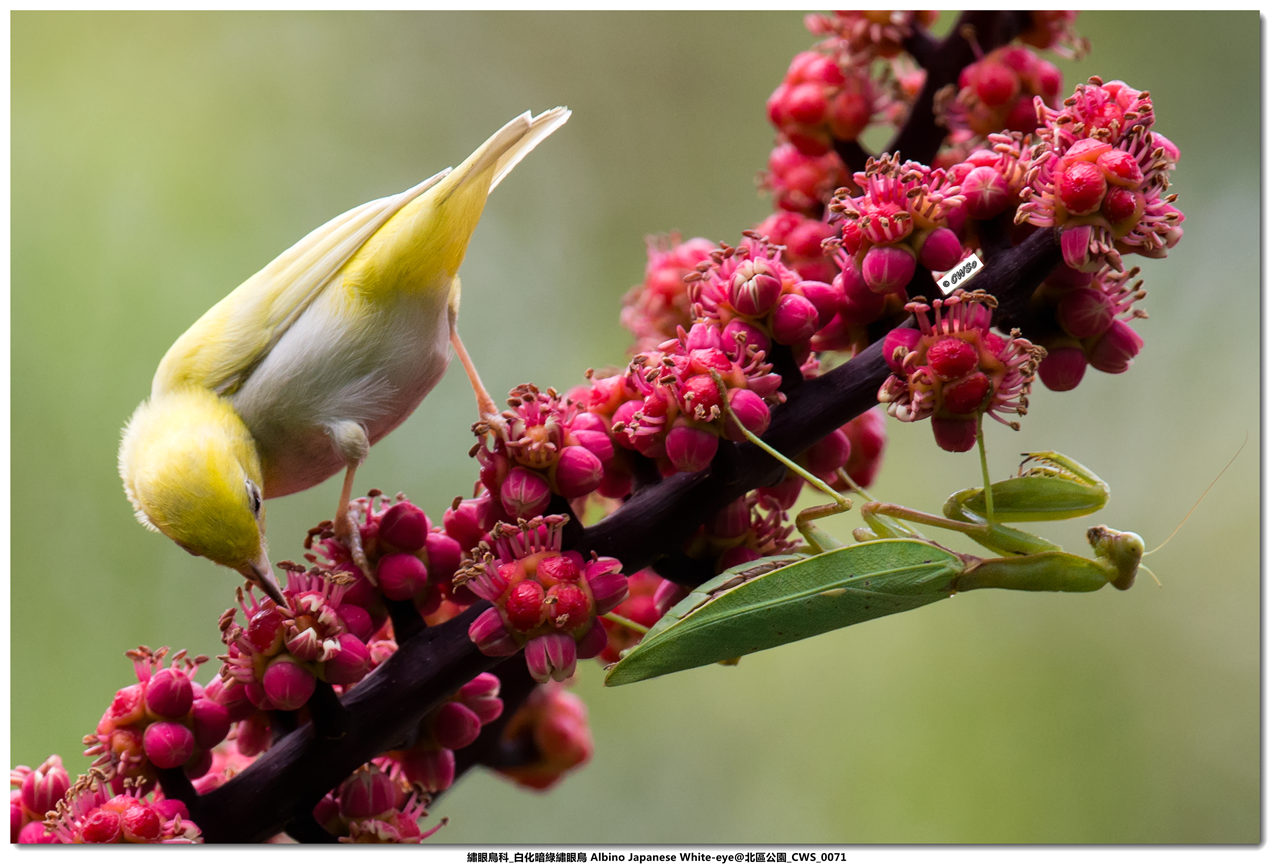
[119,387,282,603]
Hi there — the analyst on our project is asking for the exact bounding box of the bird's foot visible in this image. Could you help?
[335,504,375,584]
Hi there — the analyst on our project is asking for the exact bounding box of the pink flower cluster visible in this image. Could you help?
[312,764,443,843]
[880,291,1044,452]
[830,154,967,297]
[805,10,939,59]
[41,770,200,844]
[754,210,838,282]
[1019,77,1184,273]
[762,141,848,217]
[82,648,230,788]
[474,384,616,519]
[11,755,70,843]
[218,570,372,714]
[680,489,799,572]
[620,234,718,352]
[463,516,627,683]
[494,685,594,791]
[768,49,878,157]
[306,495,467,617]
[949,46,1063,140]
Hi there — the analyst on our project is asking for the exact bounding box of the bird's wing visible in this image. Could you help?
[151,168,450,398]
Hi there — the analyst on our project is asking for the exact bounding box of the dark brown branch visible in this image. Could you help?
[578,226,1061,580]
[162,226,1062,842]
[888,10,1031,164]
[183,605,493,842]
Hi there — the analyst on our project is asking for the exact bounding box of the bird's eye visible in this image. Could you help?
[246,480,263,517]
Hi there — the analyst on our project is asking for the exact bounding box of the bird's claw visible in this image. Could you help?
[335,504,375,584]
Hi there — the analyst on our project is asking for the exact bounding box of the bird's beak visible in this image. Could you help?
[238,549,287,607]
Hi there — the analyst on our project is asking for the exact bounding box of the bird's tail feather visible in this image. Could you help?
[345,107,571,289]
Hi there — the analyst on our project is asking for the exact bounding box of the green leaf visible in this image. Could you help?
[604,538,965,686]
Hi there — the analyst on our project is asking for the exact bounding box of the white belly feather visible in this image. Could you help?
[230,286,452,498]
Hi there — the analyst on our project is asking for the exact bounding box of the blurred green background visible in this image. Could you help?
[10,11,1259,844]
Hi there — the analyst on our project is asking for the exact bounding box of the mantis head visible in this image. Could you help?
[1086,525,1145,590]
[119,387,283,604]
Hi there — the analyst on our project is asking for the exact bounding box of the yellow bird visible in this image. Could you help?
[119,108,571,604]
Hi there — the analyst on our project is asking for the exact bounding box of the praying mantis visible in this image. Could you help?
[604,448,1148,686]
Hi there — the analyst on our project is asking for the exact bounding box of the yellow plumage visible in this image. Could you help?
[119,108,571,602]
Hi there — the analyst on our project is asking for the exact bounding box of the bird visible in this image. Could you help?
[119,107,571,605]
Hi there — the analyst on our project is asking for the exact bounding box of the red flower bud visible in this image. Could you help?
[261,658,316,711]
[569,428,615,466]
[917,228,964,272]
[338,767,398,820]
[721,319,771,356]
[1101,186,1144,233]
[730,259,782,317]
[145,668,194,719]
[525,633,578,683]
[973,59,1017,106]
[782,81,827,125]
[926,337,979,381]
[469,607,521,657]
[337,603,375,642]
[861,244,916,294]
[724,388,770,441]
[679,374,722,421]
[960,165,1011,219]
[142,721,195,769]
[536,554,581,584]
[882,327,922,375]
[443,496,488,551]
[1039,344,1089,391]
[379,501,429,552]
[1088,319,1143,373]
[501,466,551,519]
[1097,148,1142,188]
[120,802,162,843]
[804,428,852,476]
[322,633,371,686]
[433,701,483,751]
[930,416,979,452]
[942,372,993,415]
[664,422,720,473]
[459,677,504,728]
[80,809,123,844]
[424,531,463,583]
[709,497,751,539]
[553,445,603,498]
[18,821,54,844]
[547,583,592,631]
[842,409,886,488]
[400,747,455,794]
[1057,287,1114,339]
[1058,161,1107,215]
[829,87,871,139]
[505,579,546,631]
[376,552,428,602]
[771,293,820,345]
[797,280,841,327]
[585,560,628,614]
[20,756,69,818]
[191,697,231,750]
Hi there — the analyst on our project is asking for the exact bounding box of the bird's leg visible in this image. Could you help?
[327,421,375,582]
[334,462,374,582]
[450,325,503,431]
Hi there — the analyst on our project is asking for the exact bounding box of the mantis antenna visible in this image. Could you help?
[1144,434,1247,559]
